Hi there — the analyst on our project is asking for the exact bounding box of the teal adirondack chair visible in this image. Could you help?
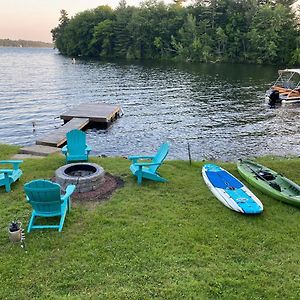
[0,160,23,192]
[62,129,91,163]
[24,180,76,233]
[128,143,169,185]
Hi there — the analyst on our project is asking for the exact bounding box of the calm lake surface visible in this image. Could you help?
[1,47,299,161]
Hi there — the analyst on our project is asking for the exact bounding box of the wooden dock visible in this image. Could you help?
[33,103,122,150]
[36,117,89,147]
[61,103,122,124]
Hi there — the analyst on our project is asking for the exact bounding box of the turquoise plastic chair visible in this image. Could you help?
[24,180,76,233]
[128,143,169,185]
[0,160,23,192]
[61,129,91,163]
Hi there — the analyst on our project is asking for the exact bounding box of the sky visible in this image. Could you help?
[1,0,299,43]
[0,0,174,43]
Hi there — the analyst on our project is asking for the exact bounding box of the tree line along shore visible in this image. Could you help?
[0,38,53,48]
[51,0,300,65]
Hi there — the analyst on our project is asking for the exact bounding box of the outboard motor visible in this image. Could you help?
[268,90,279,107]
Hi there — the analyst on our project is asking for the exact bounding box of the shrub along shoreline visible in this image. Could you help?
[1,143,300,299]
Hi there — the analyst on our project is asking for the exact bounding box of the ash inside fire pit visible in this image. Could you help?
[64,164,97,177]
[55,162,105,193]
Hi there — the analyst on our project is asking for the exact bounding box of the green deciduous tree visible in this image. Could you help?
[51,0,299,65]
[248,4,297,64]
[90,20,114,58]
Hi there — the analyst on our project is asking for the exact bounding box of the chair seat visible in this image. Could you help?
[10,170,22,181]
[130,164,151,177]
[32,208,64,217]
[0,171,21,186]
[67,154,88,162]
[0,161,23,192]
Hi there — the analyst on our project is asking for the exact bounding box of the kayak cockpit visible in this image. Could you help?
[257,170,276,181]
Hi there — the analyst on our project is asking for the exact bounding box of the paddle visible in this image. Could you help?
[242,161,281,192]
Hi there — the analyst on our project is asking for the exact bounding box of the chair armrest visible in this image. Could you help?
[61,184,76,201]
[0,160,23,170]
[128,155,154,163]
[0,169,13,175]
[128,156,154,160]
[61,145,68,154]
[0,160,23,164]
[86,144,91,154]
[135,162,161,167]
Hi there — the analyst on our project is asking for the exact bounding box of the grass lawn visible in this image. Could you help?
[0,144,300,299]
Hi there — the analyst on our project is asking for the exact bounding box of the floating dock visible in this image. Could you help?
[21,103,122,155]
[60,103,121,124]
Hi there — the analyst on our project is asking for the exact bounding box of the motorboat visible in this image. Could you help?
[266,69,300,105]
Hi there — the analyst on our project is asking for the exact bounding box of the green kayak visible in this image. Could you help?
[237,160,300,207]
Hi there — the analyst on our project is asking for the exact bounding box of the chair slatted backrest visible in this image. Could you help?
[24,180,62,215]
[67,129,86,156]
[149,143,169,173]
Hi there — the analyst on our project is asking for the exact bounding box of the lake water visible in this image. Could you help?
[1,47,299,161]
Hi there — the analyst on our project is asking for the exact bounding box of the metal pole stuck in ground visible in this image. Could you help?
[188,142,192,166]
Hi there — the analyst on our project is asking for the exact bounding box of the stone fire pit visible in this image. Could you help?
[55,162,105,193]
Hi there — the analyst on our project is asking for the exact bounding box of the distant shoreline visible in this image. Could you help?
[0,38,53,48]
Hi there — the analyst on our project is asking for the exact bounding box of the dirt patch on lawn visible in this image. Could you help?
[52,172,124,208]
[72,173,124,203]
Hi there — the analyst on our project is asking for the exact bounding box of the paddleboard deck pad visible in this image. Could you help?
[202,164,263,214]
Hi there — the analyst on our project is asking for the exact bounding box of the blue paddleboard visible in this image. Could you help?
[202,164,263,214]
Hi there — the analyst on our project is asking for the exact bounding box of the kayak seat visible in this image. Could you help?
[258,171,275,181]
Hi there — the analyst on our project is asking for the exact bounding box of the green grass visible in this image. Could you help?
[1,145,300,299]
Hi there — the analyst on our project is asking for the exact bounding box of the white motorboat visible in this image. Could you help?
[266,69,300,105]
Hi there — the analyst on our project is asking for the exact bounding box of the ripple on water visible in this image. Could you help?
[0,47,298,160]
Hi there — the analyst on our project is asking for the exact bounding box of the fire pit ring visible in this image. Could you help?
[55,162,105,193]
